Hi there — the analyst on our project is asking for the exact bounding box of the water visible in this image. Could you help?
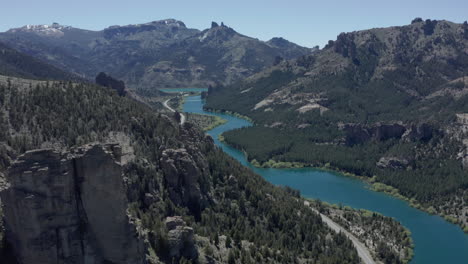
[183,94,468,264]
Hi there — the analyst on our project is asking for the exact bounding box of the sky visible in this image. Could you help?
[2,0,467,48]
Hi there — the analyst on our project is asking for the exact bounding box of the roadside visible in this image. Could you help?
[163,98,185,125]
[305,201,377,264]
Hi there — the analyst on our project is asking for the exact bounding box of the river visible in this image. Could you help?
[181,93,468,264]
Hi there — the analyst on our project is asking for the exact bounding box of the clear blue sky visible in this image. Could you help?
[2,0,467,48]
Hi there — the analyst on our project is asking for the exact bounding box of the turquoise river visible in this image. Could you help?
[181,93,468,264]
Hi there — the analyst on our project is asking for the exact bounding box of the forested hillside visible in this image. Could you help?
[0,76,360,263]
[206,19,468,230]
[0,42,79,80]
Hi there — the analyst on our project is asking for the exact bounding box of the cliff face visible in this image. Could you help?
[340,122,434,146]
[0,144,146,264]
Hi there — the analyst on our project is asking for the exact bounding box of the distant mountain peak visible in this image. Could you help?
[267,37,291,47]
[103,19,190,39]
[199,22,237,42]
[7,23,72,37]
[210,21,227,28]
[146,19,187,28]
[107,19,187,30]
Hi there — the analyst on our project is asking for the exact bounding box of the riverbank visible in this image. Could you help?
[186,113,227,131]
[219,143,468,233]
[307,199,414,264]
[184,93,468,263]
[203,107,254,123]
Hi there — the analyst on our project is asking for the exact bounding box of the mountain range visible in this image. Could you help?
[0,19,314,89]
[206,19,468,230]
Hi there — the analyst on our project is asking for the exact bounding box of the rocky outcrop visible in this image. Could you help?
[454,114,468,168]
[165,216,197,260]
[160,148,209,218]
[0,144,147,264]
[95,72,127,96]
[373,124,406,141]
[377,157,409,169]
[341,124,372,145]
[341,123,434,145]
[402,123,434,142]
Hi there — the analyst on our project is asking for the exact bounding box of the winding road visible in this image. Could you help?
[163,98,185,125]
[305,201,376,264]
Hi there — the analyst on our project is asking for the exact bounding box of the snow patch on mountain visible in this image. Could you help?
[8,23,71,37]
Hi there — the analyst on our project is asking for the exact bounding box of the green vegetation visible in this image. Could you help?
[168,95,185,111]
[0,78,360,263]
[221,125,468,226]
[311,200,414,264]
[186,113,227,131]
[0,42,79,81]
[207,20,468,229]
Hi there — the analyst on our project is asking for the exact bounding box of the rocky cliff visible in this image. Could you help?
[0,144,147,264]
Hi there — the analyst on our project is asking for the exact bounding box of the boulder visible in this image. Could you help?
[377,157,409,169]
[165,216,186,231]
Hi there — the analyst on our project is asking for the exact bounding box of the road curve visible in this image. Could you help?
[305,201,376,264]
[163,98,185,125]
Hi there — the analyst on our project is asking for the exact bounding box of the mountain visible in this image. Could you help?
[0,76,359,263]
[0,20,313,89]
[205,19,468,230]
[267,37,318,59]
[0,41,80,80]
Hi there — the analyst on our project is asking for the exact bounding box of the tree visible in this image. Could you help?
[228,250,236,264]
[225,236,232,248]
[95,72,126,96]
[174,112,182,124]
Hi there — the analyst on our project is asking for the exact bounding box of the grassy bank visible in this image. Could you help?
[186,113,227,131]
[203,107,254,123]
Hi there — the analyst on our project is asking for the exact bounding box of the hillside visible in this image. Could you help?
[206,19,468,230]
[0,76,360,263]
[0,42,80,80]
[0,20,313,89]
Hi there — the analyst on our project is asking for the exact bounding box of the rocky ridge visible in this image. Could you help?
[0,20,312,89]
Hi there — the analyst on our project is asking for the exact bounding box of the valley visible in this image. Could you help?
[206,19,468,232]
[183,93,468,264]
[0,10,467,264]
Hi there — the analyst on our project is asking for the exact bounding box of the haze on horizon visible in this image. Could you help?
[2,0,467,48]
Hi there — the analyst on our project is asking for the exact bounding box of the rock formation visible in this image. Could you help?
[341,123,434,145]
[0,144,147,264]
[160,147,209,218]
[165,216,197,260]
[377,157,410,169]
